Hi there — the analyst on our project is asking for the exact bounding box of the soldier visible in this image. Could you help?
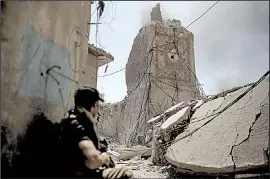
[57,86,133,179]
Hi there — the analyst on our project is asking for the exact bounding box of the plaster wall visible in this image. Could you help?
[1,1,91,136]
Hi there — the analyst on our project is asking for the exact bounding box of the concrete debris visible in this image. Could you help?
[145,129,153,144]
[190,97,225,122]
[116,158,168,178]
[146,141,152,148]
[136,134,146,145]
[159,165,170,173]
[232,97,269,172]
[235,173,269,179]
[141,148,152,159]
[192,100,204,111]
[164,102,186,116]
[187,100,198,109]
[104,79,268,178]
[147,114,163,124]
[216,86,242,98]
[165,78,269,174]
[130,155,141,161]
[147,102,187,125]
[161,106,191,131]
[117,145,151,161]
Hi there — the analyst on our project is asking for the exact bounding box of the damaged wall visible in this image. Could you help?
[80,44,115,88]
[1,1,91,138]
[80,52,98,88]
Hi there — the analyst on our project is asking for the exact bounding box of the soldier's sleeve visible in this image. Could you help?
[66,115,91,144]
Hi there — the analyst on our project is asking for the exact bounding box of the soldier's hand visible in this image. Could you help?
[102,167,133,179]
[100,152,111,167]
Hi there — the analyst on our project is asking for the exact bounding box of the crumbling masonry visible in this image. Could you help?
[98,4,201,145]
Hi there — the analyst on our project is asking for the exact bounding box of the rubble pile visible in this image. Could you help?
[156,78,268,177]
[116,158,168,178]
[109,78,269,178]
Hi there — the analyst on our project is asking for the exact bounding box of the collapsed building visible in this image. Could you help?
[99,3,202,146]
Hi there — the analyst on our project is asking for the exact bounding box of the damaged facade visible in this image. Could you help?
[1,1,116,176]
[99,3,201,145]
[1,0,115,159]
[1,1,91,137]
[79,44,114,88]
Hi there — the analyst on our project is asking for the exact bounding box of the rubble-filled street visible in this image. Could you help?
[105,139,168,178]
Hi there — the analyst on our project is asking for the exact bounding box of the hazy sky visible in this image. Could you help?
[89,1,269,103]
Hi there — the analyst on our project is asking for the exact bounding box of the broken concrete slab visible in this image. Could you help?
[147,115,163,124]
[192,100,204,111]
[164,102,186,116]
[165,78,269,174]
[147,102,187,125]
[187,99,197,107]
[190,96,225,123]
[216,86,242,98]
[213,86,251,114]
[232,96,269,172]
[161,106,191,131]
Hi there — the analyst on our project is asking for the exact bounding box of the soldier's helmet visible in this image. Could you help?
[74,86,104,110]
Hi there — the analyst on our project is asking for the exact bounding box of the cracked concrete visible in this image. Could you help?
[161,106,191,131]
[165,78,269,174]
[192,100,204,111]
[232,96,269,172]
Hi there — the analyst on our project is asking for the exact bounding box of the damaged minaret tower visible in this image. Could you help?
[126,3,200,112]
[99,4,201,146]
[123,3,200,145]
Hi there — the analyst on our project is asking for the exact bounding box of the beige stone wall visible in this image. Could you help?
[1,1,91,136]
[79,53,98,88]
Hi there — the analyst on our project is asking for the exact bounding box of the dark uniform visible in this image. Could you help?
[56,107,101,178]
[14,86,130,179]
[55,87,114,178]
